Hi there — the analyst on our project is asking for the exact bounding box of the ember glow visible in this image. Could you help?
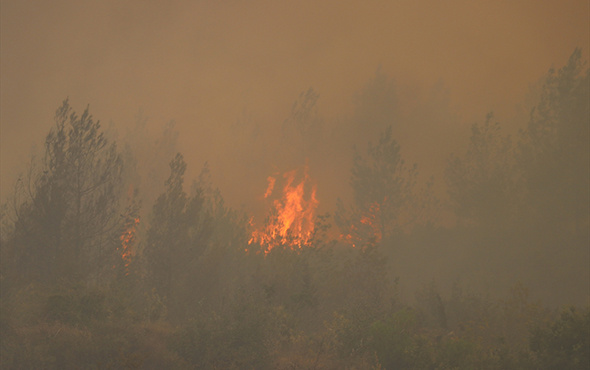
[340,202,383,248]
[119,217,140,274]
[249,165,319,254]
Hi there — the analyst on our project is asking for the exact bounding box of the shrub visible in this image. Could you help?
[530,306,590,370]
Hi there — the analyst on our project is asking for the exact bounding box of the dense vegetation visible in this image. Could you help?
[1,50,588,369]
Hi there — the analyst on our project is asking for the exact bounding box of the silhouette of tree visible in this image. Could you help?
[336,126,416,246]
[144,153,212,322]
[4,99,126,285]
[281,87,324,162]
[445,113,516,228]
[518,48,589,233]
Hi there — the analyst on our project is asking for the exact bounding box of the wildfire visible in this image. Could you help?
[360,202,383,243]
[120,217,140,274]
[249,165,319,254]
[340,201,383,248]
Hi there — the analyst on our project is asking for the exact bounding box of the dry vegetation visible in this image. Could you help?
[1,50,588,369]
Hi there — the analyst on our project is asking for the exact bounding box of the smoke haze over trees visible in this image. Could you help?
[1,1,589,368]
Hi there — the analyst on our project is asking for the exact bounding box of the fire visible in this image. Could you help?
[360,202,383,243]
[263,176,276,198]
[249,164,319,254]
[119,217,140,274]
[340,201,383,248]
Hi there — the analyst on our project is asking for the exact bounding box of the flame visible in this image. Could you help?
[340,202,383,248]
[263,176,276,198]
[360,202,383,243]
[119,217,140,274]
[249,165,318,254]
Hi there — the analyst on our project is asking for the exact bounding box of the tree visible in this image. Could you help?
[518,48,589,233]
[4,99,126,285]
[121,113,180,211]
[530,307,590,369]
[281,88,323,160]
[336,126,417,246]
[351,68,398,147]
[513,49,589,305]
[445,113,516,228]
[144,153,212,322]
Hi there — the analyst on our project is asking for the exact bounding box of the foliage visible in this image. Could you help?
[445,113,516,227]
[3,99,126,286]
[530,307,590,369]
[2,50,589,368]
[518,48,589,232]
[169,300,275,369]
[336,125,417,246]
[0,321,184,370]
[351,67,399,146]
[144,153,213,323]
[282,87,324,160]
[442,49,589,306]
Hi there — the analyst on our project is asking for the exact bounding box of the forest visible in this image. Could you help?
[0,49,588,369]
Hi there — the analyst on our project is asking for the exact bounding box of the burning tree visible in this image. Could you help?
[248,164,319,255]
[118,216,140,276]
[336,126,417,247]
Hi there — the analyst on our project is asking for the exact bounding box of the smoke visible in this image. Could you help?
[2,0,588,206]
[1,6,588,366]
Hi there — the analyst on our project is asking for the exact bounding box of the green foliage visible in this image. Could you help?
[144,153,213,322]
[4,99,126,286]
[282,87,324,160]
[44,289,107,325]
[351,68,399,144]
[2,51,589,369]
[415,280,448,330]
[169,300,275,369]
[369,308,426,369]
[1,321,184,369]
[530,307,590,369]
[442,49,589,305]
[445,113,516,227]
[518,48,589,231]
[336,125,417,246]
[434,337,476,369]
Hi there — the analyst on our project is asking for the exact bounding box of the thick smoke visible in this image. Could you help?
[1,1,588,368]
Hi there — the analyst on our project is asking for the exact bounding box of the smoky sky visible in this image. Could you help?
[1,0,588,208]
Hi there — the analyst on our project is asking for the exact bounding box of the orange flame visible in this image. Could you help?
[119,217,140,275]
[263,176,276,198]
[340,202,383,248]
[249,165,318,254]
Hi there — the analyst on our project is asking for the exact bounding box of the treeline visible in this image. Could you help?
[0,50,588,368]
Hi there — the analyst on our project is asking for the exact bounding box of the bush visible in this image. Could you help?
[44,288,107,325]
[530,307,590,370]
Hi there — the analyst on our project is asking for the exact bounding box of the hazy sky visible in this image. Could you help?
[1,0,588,207]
